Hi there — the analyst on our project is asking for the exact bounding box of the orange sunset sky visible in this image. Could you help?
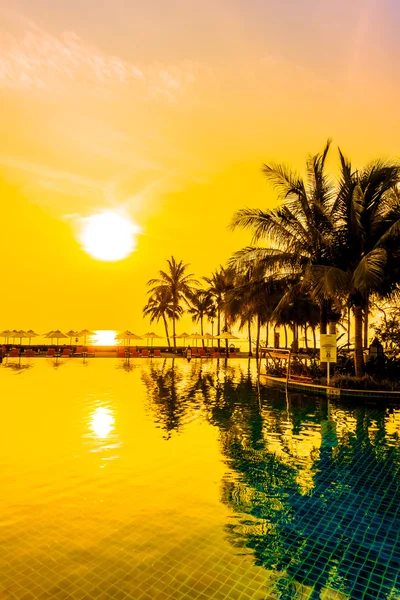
[1,0,399,332]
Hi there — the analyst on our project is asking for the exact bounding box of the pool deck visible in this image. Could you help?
[1,348,251,359]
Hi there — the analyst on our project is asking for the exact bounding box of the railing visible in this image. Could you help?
[260,348,291,360]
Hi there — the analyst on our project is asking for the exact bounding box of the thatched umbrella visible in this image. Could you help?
[79,329,94,345]
[66,330,80,345]
[26,330,39,345]
[0,330,13,344]
[141,332,163,347]
[187,333,203,348]
[216,332,239,356]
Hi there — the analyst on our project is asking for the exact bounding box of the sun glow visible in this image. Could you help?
[92,330,117,346]
[79,211,140,261]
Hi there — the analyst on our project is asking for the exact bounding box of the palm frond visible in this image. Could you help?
[351,248,387,292]
[350,184,366,240]
[229,246,306,273]
[231,207,298,246]
[330,147,354,220]
[262,163,304,201]
[306,265,350,300]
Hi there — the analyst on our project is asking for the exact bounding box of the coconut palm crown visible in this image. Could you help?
[147,256,199,348]
[143,288,183,347]
[187,291,215,347]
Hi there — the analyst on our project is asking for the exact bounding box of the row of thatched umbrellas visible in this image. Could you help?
[172,332,239,346]
[0,329,240,347]
[118,331,240,345]
[0,329,95,345]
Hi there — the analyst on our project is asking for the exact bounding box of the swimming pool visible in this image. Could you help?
[1,357,399,599]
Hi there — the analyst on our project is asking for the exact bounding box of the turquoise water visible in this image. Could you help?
[1,357,400,599]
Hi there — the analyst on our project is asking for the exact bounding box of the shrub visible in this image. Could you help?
[331,374,400,391]
[365,355,400,380]
[264,363,286,378]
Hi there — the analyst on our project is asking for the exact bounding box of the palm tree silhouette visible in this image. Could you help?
[147,256,199,348]
[143,287,182,347]
[231,141,400,376]
[187,291,215,348]
[309,154,400,375]
[204,266,235,349]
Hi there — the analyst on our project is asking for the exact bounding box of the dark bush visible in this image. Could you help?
[331,374,400,391]
[365,355,400,380]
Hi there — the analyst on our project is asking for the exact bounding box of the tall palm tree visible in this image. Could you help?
[143,288,182,347]
[272,285,320,351]
[187,291,215,347]
[226,264,289,359]
[231,140,335,334]
[147,257,199,348]
[224,269,256,357]
[204,266,235,349]
[231,141,400,376]
[309,154,400,375]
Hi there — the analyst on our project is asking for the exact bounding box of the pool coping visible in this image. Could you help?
[260,374,400,402]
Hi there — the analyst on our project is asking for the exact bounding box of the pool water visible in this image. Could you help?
[1,357,400,600]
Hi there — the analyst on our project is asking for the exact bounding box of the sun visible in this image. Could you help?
[79,211,140,261]
[92,330,117,346]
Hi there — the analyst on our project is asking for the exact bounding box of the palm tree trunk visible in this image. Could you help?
[224,314,228,357]
[255,314,261,362]
[292,322,299,352]
[347,303,351,349]
[353,304,364,377]
[217,308,221,349]
[320,300,329,375]
[304,325,308,350]
[248,319,252,357]
[320,299,328,334]
[364,295,369,350]
[284,324,288,349]
[162,314,171,347]
[266,321,269,347]
[312,327,316,349]
[201,317,205,348]
[327,321,337,382]
[172,307,177,348]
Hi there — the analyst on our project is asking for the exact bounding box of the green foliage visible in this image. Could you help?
[331,373,400,391]
[264,363,286,378]
[231,141,400,377]
[375,316,400,349]
[307,360,324,380]
[365,354,400,381]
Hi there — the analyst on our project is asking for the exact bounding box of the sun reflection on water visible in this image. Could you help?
[90,407,115,438]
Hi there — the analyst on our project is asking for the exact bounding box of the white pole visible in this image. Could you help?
[327,360,330,387]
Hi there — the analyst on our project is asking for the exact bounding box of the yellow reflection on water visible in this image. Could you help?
[92,330,117,346]
[90,407,114,438]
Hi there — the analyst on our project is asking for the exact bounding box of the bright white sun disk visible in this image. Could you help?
[80,211,139,261]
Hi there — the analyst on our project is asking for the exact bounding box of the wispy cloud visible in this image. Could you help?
[0,155,103,193]
[0,19,198,101]
[0,154,210,220]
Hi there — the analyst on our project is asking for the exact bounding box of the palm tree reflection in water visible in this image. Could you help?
[141,358,207,439]
[141,361,400,598]
[116,358,139,373]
